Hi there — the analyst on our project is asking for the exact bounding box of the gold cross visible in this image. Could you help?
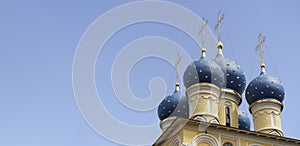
[255,33,266,64]
[198,17,208,49]
[214,11,224,41]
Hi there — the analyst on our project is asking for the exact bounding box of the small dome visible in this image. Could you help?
[214,45,246,95]
[238,111,251,130]
[183,49,224,89]
[245,64,285,105]
[157,83,189,121]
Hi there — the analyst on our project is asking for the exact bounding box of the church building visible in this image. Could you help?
[153,13,300,146]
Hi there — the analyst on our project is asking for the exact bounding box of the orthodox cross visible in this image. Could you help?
[198,17,208,49]
[255,33,266,64]
[214,11,224,41]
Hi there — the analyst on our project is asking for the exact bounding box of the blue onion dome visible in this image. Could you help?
[157,83,189,121]
[213,42,246,95]
[183,49,224,89]
[245,64,285,105]
[238,111,251,130]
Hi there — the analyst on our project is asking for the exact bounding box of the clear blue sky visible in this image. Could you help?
[1,0,300,146]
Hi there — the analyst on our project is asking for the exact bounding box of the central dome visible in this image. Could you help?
[213,43,246,95]
[183,49,224,89]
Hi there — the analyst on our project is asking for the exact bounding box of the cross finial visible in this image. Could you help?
[175,53,182,83]
[198,17,208,49]
[255,33,266,65]
[214,11,224,41]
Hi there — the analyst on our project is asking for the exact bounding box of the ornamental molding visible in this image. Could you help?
[253,110,280,117]
[170,135,182,146]
[186,83,221,99]
[269,130,281,136]
[220,89,241,105]
[251,102,281,115]
[193,116,207,122]
[189,95,219,104]
[209,119,219,124]
[257,127,283,136]
[192,133,220,146]
[249,99,283,113]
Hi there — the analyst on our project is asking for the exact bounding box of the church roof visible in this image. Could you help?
[153,118,300,146]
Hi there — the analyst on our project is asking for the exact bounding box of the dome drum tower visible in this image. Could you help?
[218,89,241,128]
[249,99,283,136]
[186,83,221,124]
[246,63,285,136]
[183,49,224,124]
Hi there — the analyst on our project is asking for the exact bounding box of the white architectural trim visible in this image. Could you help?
[210,119,219,124]
[253,110,280,117]
[192,133,220,146]
[186,83,221,100]
[250,101,282,114]
[193,116,207,122]
[170,135,182,146]
[220,89,241,105]
[269,131,281,136]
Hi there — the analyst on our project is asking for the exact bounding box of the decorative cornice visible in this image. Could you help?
[220,88,242,105]
[253,110,280,117]
[249,99,283,114]
[186,83,221,99]
[189,95,219,104]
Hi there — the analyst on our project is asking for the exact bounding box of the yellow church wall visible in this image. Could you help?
[198,142,209,146]
[164,125,288,146]
[165,127,220,145]
[221,137,237,145]
[218,98,238,128]
[181,128,202,144]
[240,139,270,146]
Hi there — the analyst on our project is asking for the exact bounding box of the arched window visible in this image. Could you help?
[223,142,233,146]
[225,106,231,127]
[192,133,219,146]
[170,136,181,146]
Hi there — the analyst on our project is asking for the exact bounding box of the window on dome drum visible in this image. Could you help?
[223,142,233,146]
[225,106,231,127]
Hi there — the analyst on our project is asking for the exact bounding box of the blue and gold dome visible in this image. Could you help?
[245,64,285,105]
[238,111,251,130]
[183,49,224,89]
[157,83,189,121]
[214,42,246,95]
